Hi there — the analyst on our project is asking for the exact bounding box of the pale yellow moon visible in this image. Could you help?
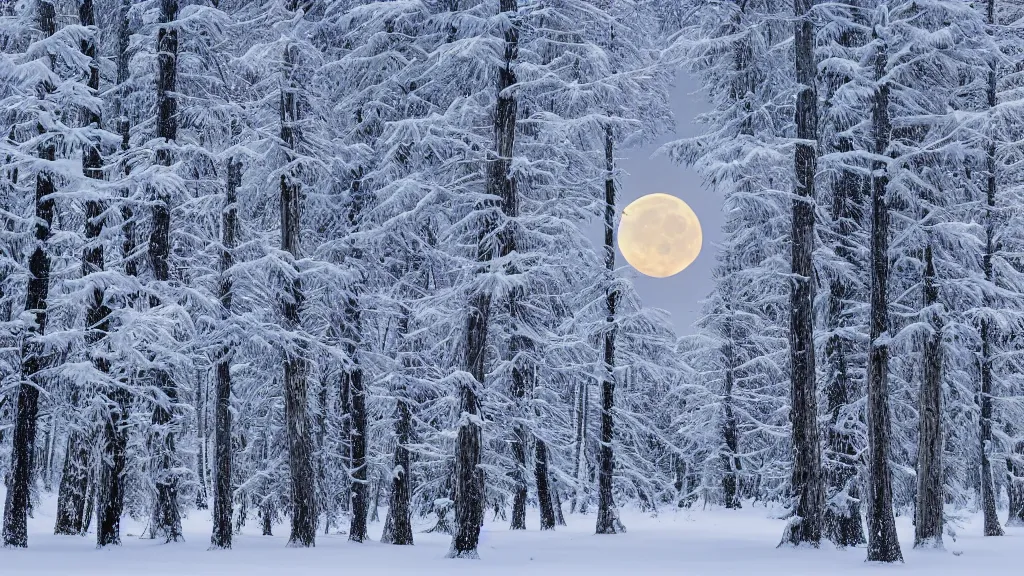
[617,193,702,278]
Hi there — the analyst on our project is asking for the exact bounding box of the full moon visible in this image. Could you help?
[617,193,702,278]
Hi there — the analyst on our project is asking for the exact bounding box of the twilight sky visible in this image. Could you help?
[613,73,720,336]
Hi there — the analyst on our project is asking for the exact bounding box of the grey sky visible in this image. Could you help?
[615,73,720,336]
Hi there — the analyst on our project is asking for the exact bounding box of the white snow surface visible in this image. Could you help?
[1,495,1019,575]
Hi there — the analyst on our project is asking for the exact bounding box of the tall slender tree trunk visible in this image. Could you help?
[504,169,528,534]
[56,0,105,537]
[914,244,944,548]
[535,438,556,530]
[509,375,528,530]
[865,34,903,563]
[979,321,1003,537]
[345,329,367,543]
[279,40,317,548]
[552,474,567,525]
[571,379,589,514]
[449,0,520,558]
[315,372,332,535]
[148,0,183,543]
[782,0,824,547]
[450,286,488,557]
[822,133,866,548]
[195,371,209,510]
[596,126,624,535]
[721,299,741,509]
[979,0,1004,539]
[344,177,369,544]
[338,359,352,516]
[2,0,57,548]
[211,147,240,550]
[97,0,134,548]
[55,428,91,535]
[382,311,414,545]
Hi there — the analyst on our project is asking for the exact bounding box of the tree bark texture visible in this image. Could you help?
[865,36,903,563]
[382,313,414,545]
[822,134,866,548]
[535,439,556,530]
[450,0,520,557]
[147,0,183,543]
[344,178,368,544]
[979,0,1004,537]
[97,0,135,547]
[211,150,240,549]
[280,42,317,548]
[596,126,624,535]
[914,244,943,548]
[782,0,824,547]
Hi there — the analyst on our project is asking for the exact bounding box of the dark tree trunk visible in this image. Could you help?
[979,0,1004,538]
[345,352,367,542]
[97,0,134,548]
[865,35,903,563]
[449,0,519,557]
[262,502,273,536]
[280,42,317,548]
[316,373,332,534]
[147,0,183,543]
[450,291,487,557]
[979,321,1003,537]
[195,373,209,510]
[382,312,414,545]
[505,192,528,533]
[721,309,741,509]
[382,356,414,544]
[338,359,352,516]
[344,176,368,544]
[509,424,528,531]
[822,134,866,548]
[571,379,588,514]
[914,244,943,548]
[382,397,414,545]
[534,439,555,530]
[782,0,824,548]
[1,0,57,549]
[211,149,240,550]
[552,476,566,526]
[596,126,624,535]
[54,431,91,535]
[56,0,106,537]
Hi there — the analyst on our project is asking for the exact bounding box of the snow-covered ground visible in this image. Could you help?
[2,496,1019,575]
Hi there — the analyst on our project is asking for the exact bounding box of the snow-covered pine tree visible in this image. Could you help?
[665,0,794,510]
[145,0,185,542]
[96,0,137,547]
[969,0,1024,537]
[0,0,86,547]
[863,2,902,561]
[276,1,319,547]
[53,0,119,538]
[815,0,868,548]
[982,0,1024,529]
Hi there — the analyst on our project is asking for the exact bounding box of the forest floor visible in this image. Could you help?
[1,494,1020,575]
